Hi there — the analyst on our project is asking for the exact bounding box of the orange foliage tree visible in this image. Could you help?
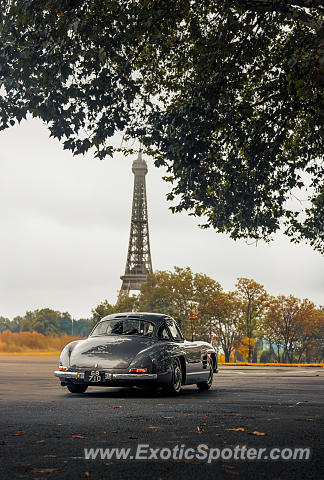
[236,337,257,361]
[209,292,244,362]
[264,295,320,363]
[235,278,268,363]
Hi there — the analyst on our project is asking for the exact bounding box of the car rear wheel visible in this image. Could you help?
[67,384,88,394]
[164,358,182,395]
[197,360,213,391]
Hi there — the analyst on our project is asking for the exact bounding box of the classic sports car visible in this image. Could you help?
[54,312,218,394]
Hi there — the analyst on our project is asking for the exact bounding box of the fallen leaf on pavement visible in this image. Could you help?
[225,428,245,432]
[197,425,207,434]
[31,468,60,474]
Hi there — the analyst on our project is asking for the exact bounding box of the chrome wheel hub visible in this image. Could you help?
[174,365,182,391]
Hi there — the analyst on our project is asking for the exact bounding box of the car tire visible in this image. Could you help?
[67,384,88,394]
[164,358,182,395]
[197,360,213,391]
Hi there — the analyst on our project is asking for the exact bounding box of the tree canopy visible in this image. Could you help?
[236,277,268,361]
[2,308,91,336]
[263,295,323,362]
[1,0,323,250]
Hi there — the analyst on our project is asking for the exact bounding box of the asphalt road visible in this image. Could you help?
[0,356,323,480]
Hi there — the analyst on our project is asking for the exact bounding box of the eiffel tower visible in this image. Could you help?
[120,151,153,294]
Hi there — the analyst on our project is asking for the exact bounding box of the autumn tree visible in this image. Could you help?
[59,312,73,335]
[311,307,324,362]
[236,337,257,361]
[260,296,283,362]
[294,299,319,362]
[138,267,196,336]
[72,318,92,337]
[10,316,23,333]
[58,315,91,336]
[183,272,222,341]
[20,311,35,333]
[210,292,244,362]
[138,267,223,340]
[90,300,115,331]
[0,317,10,333]
[21,308,63,336]
[167,267,196,336]
[1,1,323,251]
[265,295,319,363]
[236,278,268,362]
[138,271,178,317]
[115,293,140,314]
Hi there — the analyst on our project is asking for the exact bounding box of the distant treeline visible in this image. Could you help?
[0,309,91,337]
[92,268,324,364]
[1,267,324,362]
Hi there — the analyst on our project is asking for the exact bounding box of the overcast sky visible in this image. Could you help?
[0,119,323,320]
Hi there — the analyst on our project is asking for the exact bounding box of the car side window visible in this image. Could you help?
[167,320,183,340]
[157,324,171,340]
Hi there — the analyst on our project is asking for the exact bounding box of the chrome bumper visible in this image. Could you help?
[54,371,85,379]
[112,373,158,380]
[54,371,157,380]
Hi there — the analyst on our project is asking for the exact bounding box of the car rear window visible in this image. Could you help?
[91,318,155,337]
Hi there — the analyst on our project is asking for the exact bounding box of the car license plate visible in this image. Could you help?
[85,370,105,382]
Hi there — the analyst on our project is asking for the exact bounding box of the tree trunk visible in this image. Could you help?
[248,337,253,363]
[224,350,230,363]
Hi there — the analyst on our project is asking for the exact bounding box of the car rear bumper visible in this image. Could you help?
[54,370,158,381]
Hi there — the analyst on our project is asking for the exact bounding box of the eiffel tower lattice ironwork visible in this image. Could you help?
[120,151,152,294]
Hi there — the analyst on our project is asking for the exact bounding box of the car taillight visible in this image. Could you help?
[130,368,147,373]
[59,366,67,371]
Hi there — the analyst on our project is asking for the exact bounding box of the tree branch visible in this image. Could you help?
[234,0,323,9]
[233,0,323,29]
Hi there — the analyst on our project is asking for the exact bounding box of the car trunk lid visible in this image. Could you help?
[70,336,156,370]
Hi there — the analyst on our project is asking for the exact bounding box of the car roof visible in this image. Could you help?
[99,312,173,325]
